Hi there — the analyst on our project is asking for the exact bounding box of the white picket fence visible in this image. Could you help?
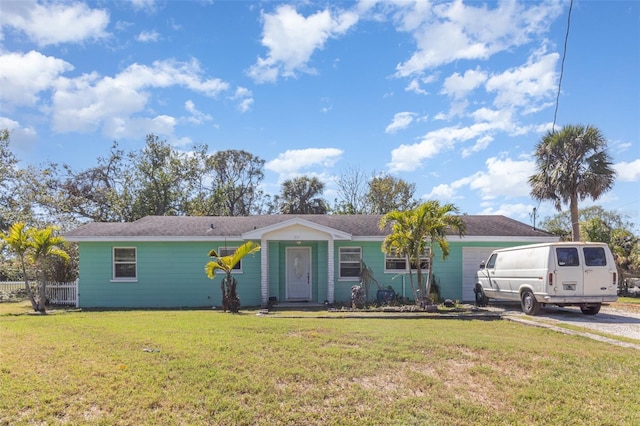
[0,281,78,307]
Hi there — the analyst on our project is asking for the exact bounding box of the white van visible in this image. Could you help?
[475,242,618,315]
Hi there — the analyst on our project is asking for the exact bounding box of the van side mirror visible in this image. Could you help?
[479,261,485,270]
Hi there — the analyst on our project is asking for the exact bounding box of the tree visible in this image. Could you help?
[204,241,261,312]
[208,150,265,216]
[55,142,128,222]
[333,166,369,214]
[380,201,465,305]
[0,129,18,231]
[1,223,38,311]
[529,125,616,241]
[367,174,417,214]
[540,206,640,284]
[278,176,328,214]
[30,226,70,312]
[0,222,69,312]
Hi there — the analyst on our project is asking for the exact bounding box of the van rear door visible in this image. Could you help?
[582,246,614,296]
[553,247,582,296]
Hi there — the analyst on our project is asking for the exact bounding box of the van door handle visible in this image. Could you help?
[307,273,310,284]
[585,269,592,273]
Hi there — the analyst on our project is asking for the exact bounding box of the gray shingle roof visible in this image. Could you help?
[65,214,553,240]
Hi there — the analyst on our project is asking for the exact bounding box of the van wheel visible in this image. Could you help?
[474,285,488,307]
[521,290,540,315]
[580,304,601,315]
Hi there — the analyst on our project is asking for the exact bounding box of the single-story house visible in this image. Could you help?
[65,214,558,308]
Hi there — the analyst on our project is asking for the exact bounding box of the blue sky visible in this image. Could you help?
[1,0,638,227]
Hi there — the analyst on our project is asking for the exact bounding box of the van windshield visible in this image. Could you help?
[584,247,607,266]
[556,248,579,267]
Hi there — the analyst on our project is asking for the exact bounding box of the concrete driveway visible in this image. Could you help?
[488,302,640,350]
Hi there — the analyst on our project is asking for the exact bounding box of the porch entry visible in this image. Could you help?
[286,247,312,301]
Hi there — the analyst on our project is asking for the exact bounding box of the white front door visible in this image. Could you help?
[286,247,312,301]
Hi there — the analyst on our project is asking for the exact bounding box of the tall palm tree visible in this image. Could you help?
[529,124,615,241]
[204,241,260,312]
[380,201,465,304]
[1,222,38,311]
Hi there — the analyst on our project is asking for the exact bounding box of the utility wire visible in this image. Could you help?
[552,0,574,133]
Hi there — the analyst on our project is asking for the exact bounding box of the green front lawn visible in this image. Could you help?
[1,306,638,425]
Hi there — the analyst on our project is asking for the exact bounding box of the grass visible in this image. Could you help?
[1,304,639,425]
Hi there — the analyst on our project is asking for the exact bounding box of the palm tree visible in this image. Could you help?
[278,176,328,214]
[1,222,38,311]
[204,241,260,312]
[0,223,69,312]
[380,201,465,304]
[529,124,616,241]
[29,226,70,312]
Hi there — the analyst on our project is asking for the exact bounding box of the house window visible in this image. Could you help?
[113,247,137,281]
[385,247,430,272]
[339,247,361,279]
[219,247,242,271]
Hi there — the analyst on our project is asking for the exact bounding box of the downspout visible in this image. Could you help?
[261,238,268,308]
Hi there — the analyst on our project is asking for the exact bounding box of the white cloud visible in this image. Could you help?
[385,112,416,134]
[388,122,501,172]
[136,30,160,43]
[232,87,254,113]
[469,155,536,200]
[0,0,109,46]
[0,116,38,148]
[51,59,229,136]
[184,100,213,125]
[0,51,73,109]
[441,68,487,99]
[130,0,158,13]
[248,5,358,83]
[461,135,493,158]
[479,202,536,220]
[265,148,343,174]
[614,159,640,182]
[486,50,558,108]
[393,0,563,76]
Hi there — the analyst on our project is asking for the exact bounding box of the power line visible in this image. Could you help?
[552,0,574,133]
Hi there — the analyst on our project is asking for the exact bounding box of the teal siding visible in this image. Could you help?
[433,241,539,301]
[77,241,262,308]
[334,241,400,303]
[79,238,541,308]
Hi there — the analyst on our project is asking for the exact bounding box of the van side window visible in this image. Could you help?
[556,248,579,266]
[486,254,497,269]
[584,247,607,266]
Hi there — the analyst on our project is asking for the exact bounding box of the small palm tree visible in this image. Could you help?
[0,223,69,313]
[204,241,260,313]
[529,124,616,241]
[30,226,70,312]
[1,223,38,311]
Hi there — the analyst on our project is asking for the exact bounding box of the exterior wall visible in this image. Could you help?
[433,241,538,301]
[333,240,400,303]
[78,237,547,308]
[77,240,262,308]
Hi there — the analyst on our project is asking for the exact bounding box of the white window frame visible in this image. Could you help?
[339,247,362,280]
[218,246,242,273]
[112,247,137,282]
[384,247,430,273]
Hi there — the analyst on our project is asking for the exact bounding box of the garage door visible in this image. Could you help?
[461,247,504,302]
